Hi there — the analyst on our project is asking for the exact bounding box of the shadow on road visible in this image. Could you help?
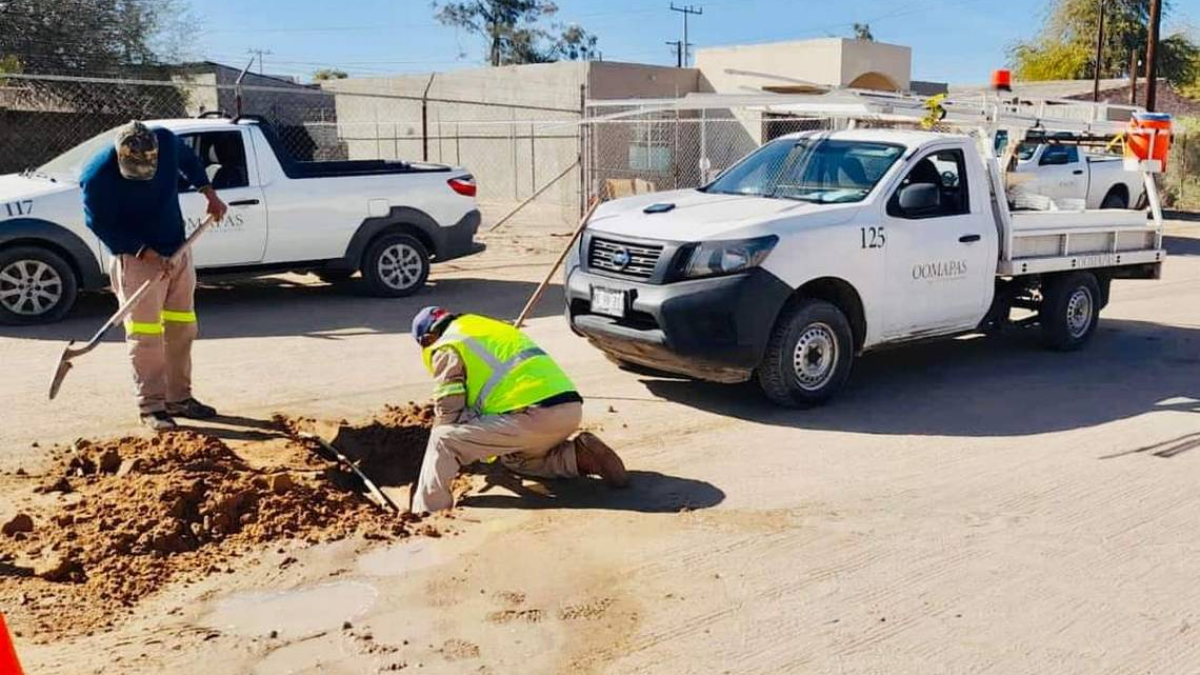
[163,412,292,444]
[0,275,562,343]
[643,319,1200,438]
[1100,432,1200,459]
[459,469,724,513]
[1164,235,1200,257]
[1165,210,1200,223]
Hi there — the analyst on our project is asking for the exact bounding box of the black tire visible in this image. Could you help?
[1100,189,1129,209]
[1039,272,1101,351]
[756,299,855,407]
[0,246,78,326]
[361,233,430,298]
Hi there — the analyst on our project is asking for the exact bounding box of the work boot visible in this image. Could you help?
[166,398,218,420]
[140,410,178,433]
[574,432,629,488]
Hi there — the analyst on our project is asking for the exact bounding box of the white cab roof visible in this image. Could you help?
[144,118,246,134]
[772,128,964,150]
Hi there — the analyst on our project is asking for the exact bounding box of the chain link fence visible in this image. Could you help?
[582,106,840,203]
[1,74,1012,232]
[0,72,587,229]
[1162,117,1200,211]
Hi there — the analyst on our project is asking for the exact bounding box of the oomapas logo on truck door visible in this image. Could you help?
[912,259,969,281]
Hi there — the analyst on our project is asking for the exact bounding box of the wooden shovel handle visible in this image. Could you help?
[514,198,601,329]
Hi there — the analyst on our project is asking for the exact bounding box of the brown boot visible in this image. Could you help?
[574,432,629,488]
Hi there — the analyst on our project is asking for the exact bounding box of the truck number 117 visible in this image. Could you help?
[3,200,33,217]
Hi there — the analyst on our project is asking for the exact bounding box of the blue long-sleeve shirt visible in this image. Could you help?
[80,127,211,257]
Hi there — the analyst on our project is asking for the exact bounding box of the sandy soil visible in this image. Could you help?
[0,405,441,643]
[3,217,1200,674]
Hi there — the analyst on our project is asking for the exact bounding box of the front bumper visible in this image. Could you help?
[566,265,792,383]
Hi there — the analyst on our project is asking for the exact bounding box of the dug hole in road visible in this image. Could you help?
[3,220,1200,674]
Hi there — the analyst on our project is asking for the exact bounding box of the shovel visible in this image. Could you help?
[302,419,401,514]
[513,197,600,329]
[47,215,216,400]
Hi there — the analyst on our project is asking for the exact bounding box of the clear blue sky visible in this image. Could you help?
[191,0,1200,85]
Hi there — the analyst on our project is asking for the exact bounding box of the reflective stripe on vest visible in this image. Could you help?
[422,315,575,415]
[455,339,547,413]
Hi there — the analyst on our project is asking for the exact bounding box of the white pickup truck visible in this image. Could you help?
[0,116,482,324]
[1007,138,1145,210]
[566,128,1164,406]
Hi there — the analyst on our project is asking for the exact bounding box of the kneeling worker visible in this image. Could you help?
[410,306,628,513]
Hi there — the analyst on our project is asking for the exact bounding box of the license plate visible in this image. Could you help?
[591,287,626,318]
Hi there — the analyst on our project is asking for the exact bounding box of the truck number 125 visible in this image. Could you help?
[860,226,885,249]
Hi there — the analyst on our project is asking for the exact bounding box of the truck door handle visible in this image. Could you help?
[228,199,260,206]
[959,234,981,243]
[1072,169,1084,175]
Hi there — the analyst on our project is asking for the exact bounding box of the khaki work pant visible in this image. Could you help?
[109,250,198,414]
[412,401,583,513]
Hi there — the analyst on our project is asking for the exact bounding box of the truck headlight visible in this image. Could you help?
[678,235,778,279]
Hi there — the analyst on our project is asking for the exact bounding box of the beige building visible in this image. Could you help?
[322,38,939,222]
[173,62,335,127]
[695,38,912,95]
[323,61,697,217]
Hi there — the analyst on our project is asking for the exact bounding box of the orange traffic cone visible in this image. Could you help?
[0,613,24,675]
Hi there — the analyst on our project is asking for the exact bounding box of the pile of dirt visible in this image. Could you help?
[0,404,438,640]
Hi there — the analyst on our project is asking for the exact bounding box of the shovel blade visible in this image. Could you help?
[47,342,77,400]
[312,420,346,447]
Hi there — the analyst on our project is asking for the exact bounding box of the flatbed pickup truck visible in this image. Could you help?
[1008,139,1145,210]
[0,117,482,324]
[566,128,1164,406]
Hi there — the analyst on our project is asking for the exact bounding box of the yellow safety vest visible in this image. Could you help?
[422,314,576,415]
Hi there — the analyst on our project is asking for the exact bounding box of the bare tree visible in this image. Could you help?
[312,68,349,82]
[852,23,875,41]
[434,0,598,65]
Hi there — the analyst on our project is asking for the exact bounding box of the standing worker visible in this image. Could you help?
[410,306,628,513]
[80,121,228,431]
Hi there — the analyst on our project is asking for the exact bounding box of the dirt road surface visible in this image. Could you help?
[4,220,1200,674]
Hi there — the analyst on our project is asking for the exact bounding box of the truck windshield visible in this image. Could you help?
[703,138,905,203]
[37,128,117,181]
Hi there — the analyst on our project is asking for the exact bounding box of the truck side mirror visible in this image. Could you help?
[897,183,940,216]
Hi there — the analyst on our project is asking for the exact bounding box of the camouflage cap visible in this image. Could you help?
[114,120,159,181]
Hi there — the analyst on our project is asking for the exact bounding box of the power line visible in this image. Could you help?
[665,40,685,68]
[669,3,703,67]
[700,0,993,51]
[247,48,273,76]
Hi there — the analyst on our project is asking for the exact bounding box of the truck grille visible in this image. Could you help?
[588,237,662,279]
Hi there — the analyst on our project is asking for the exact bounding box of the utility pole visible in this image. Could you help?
[1092,0,1106,101]
[1130,50,1139,106]
[666,40,685,68]
[669,3,702,67]
[247,48,272,76]
[1145,0,1162,111]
